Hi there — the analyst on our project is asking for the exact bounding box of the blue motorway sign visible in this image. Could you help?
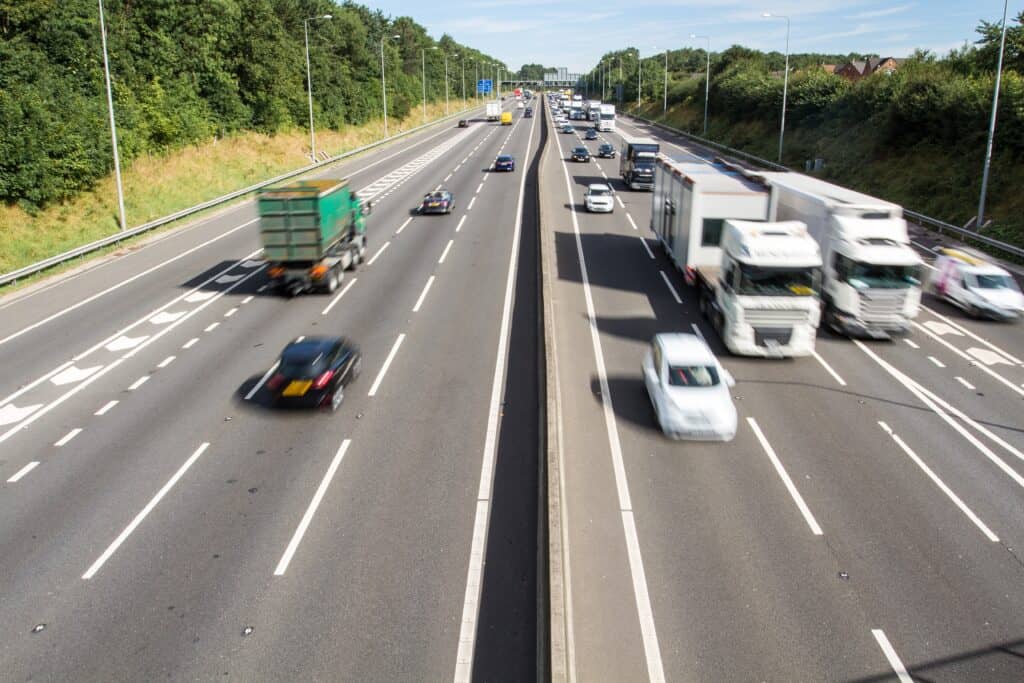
[477,79,493,94]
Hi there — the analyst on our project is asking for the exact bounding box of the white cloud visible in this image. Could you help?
[848,3,916,20]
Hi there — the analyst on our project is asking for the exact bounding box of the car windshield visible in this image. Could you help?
[971,273,1019,290]
[846,262,921,289]
[427,192,446,200]
[589,188,611,197]
[736,265,820,296]
[574,148,587,154]
[667,365,720,387]
[600,145,613,152]
[497,156,512,162]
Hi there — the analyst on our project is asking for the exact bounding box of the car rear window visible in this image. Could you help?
[280,354,327,378]
[668,365,720,387]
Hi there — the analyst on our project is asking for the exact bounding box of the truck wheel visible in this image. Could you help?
[324,268,340,294]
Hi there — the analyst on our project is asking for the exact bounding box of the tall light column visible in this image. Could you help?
[303,14,333,161]
[663,48,668,113]
[691,34,711,136]
[978,0,1010,226]
[763,12,791,164]
[97,0,126,231]
[380,33,400,138]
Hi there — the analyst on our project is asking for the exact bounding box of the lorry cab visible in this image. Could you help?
[930,248,1024,320]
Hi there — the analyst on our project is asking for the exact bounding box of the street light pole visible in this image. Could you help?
[303,14,332,161]
[421,47,427,122]
[978,0,1009,227]
[638,53,642,107]
[460,56,465,103]
[442,51,450,116]
[97,0,126,232]
[691,34,711,136]
[663,48,668,114]
[380,33,399,138]
[763,12,790,164]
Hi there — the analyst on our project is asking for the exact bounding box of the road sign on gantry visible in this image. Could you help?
[477,79,492,94]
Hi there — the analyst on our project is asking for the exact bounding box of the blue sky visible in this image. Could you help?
[371,0,1018,72]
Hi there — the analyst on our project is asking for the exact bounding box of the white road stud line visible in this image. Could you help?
[467,197,476,211]
[204,322,219,332]
[95,400,118,416]
[6,461,39,483]
[321,278,358,316]
[812,351,847,387]
[913,321,1023,398]
[639,237,655,259]
[748,417,824,535]
[921,304,1023,365]
[397,217,413,234]
[82,442,209,579]
[128,376,149,391]
[274,439,352,576]
[368,334,405,397]
[438,240,455,265]
[456,216,467,233]
[157,356,175,369]
[241,296,254,305]
[659,271,682,304]
[476,182,484,194]
[245,361,280,401]
[54,428,82,447]
[928,355,946,368]
[616,195,626,209]
[626,213,639,231]
[444,174,452,182]
[955,376,976,390]
[412,276,436,313]
[871,630,914,683]
[367,242,391,266]
[904,339,920,349]
[182,338,199,349]
[877,421,998,541]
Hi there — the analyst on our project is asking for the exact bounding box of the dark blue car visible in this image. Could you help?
[494,155,515,172]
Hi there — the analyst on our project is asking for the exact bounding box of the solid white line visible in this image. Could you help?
[659,271,682,304]
[467,197,476,211]
[626,213,639,231]
[157,355,175,368]
[871,630,914,683]
[921,304,1023,365]
[812,351,847,387]
[82,442,209,579]
[903,339,920,349]
[545,116,666,682]
[368,334,405,397]
[321,278,358,315]
[128,376,149,391]
[204,322,219,332]
[95,400,118,416]
[55,428,82,447]
[914,321,1024,398]
[438,240,454,264]
[274,439,351,576]
[456,215,467,233]
[878,422,998,541]
[245,361,280,401]
[412,276,436,313]
[616,195,625,209]
[224,307,238,318]
[366,242,390,266]
[955,376,976,390]
[747,417,824,535]
[639,237,654,259]
[397,217,413,234]
[6,461,39,483]
[928,355,946,368]
[476,182,484,194]
[183,337,199,349]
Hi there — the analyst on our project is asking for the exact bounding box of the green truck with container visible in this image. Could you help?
[258,179,371,296]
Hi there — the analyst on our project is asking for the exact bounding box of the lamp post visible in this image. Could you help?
[459,55,465,103]
[691,34,711,136]
[97,0,126,232]
[638,52,642,107]
[380,33,400,138]
[442,50,450,115]
[663,48,668,113]
[978,0,1009,227]
[763,12,791,164]
[303,14,332,161]
[420,47,428,122]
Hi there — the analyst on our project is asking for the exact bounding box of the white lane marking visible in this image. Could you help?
[241,296,254,304]
[615,195,625,209]
[412,276,436,313]
[182,338,199,349]
[245,361,280,401]
[748,417,824,535]
[274,439,351,576]
[50,364,103,386]
[913,322,1024,398]
[955,376,976,390]
[55,428,82,447]
[456,216,467,233]
[921,304,1023,365]
[6,461,39,483]
[0,361,72,409]
[128,376,149,391]
[659,271,682,304]
[295,336,305,343]
[321,278,358,316]
[467,197,476,211]
[626,213,639,231]
[922,320,963,337]
[95,400,118,416]
[545,117,666,683]
[444,174,452,182]
[0,220,258,348]
[639,237,655,259]
[871,630,914,683]
[157,356,175,369]
[903,339,920,349]
[223,307,238,318]
[185,291,216,303]
[968,347,1013,366]
[812,351,847,387]
[149,311,186,325]
[215,274,243,284]
[454,109,541,683]
[82,442,209,579]
[690,323,706,343]
[877,421,998,541]
[105,335,147,352]
[927,355,946,368]
[855,341,1024,486]
[438,240,455,265]
[0,403,40,425]
[368,334,405,397]
[204,322,219,332]
[367,242,390,266]
[397,217,413,234]
[476,182,484,194]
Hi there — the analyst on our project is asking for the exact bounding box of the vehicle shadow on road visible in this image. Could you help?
[846,637,1024,682]
[178,259,270,297]
[589,374,662,434]
[231,377,328,419]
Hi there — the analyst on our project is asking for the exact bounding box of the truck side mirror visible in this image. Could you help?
[362,201,373,216]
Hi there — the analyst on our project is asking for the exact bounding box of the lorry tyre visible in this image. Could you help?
[324,268,340,294]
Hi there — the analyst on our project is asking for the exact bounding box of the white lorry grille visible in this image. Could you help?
[743,309,810,326]
[858,290,906,322]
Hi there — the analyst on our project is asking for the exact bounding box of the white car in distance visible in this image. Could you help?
[584,183,615,213]
[642,333,738,441]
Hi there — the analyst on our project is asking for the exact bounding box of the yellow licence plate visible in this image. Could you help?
[283,380,312,397]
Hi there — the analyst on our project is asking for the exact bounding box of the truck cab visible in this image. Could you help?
[619,135,660,190]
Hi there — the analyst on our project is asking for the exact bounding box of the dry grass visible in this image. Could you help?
[0,99,477,277]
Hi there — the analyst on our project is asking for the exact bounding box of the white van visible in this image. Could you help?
[930,248,1024,320]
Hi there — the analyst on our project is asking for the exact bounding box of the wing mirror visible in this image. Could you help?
[361,200,374,216]
[721,369,736,388]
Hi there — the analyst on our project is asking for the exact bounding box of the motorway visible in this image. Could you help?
[0,101,542,681]
[544,105,1024,681]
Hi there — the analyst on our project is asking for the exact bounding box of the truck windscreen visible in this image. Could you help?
[835,255,921,289]
[736,265,820,296]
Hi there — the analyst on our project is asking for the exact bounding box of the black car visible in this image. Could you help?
[585,128,599,140]
[267,337,361,411]
[571,146,590,162]
[524,108,533,118]
[494,154,515,172]
[458,119,469,128]
[598,143,616,158]
[420,190,454,214]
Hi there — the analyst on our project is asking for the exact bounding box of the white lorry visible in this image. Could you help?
[758,172,923,338]
[651,157,823,357]
[597,104,616,132]
[585,100,602,121]
[485,100,501,121]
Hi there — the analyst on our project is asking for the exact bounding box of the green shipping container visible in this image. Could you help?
[258,179,361,262]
